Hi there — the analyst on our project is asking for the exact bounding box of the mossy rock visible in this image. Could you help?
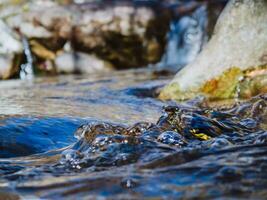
[160,65,267,101]
[160,0,267,101]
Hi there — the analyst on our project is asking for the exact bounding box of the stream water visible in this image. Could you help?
[0,68,266,199]
[1,1,267,199]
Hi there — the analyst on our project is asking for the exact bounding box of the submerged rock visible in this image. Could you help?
[157,131,187,146]
[160,0,267,100]
[56,94,267,172]
[75,94,266,145]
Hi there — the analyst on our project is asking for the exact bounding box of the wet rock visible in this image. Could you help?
[157,131,187,147]
[239,118,258,130]
[216,166,243,182]
[231,95,267,126]
[160,0,267,100]
[156,105,223,139]
[254,132,267,144]
[156,100,266,141]
[124,122,155,136]
[208,137,232,149]
[70,94,267,162]
[0,20,22,79]
[238,66,267,98]
[75,122,126,142]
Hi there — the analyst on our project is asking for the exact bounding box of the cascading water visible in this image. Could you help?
[20,37,34,80]
[160,5,208,70]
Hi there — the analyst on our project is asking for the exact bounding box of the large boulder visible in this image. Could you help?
[160,0,267,100]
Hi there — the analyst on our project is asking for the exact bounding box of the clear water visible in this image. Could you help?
[2,1,267,199]
[20,37,34,80]
[0,68,266,199]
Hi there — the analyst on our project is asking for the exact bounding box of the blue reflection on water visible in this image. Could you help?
[0,117,85,158]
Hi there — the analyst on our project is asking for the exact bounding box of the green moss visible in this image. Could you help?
[159,82,198,101]
[238,65,267,98]
[201,67,243,99]
[160,65,267,101]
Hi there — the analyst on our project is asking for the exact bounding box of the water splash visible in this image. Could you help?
[20,37,34,80]
[0,68,266,198]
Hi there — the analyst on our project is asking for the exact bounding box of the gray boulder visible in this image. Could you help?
[160,0,267,100]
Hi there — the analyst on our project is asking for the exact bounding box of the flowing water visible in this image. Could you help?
[1,1,267,199]
[0,68,266,199]
[19,37,34,80]
[160,5,207,69]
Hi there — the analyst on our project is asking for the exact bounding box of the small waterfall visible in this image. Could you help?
[20,37,34,80]
[160,6,208,71]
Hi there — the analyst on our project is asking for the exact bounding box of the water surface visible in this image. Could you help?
[0,69,266,199]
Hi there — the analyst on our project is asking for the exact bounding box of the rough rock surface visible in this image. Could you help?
[160,0,267,100]
[0,0,170,78]
[0,19,22,79]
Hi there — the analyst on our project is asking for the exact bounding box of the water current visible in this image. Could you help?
[0,68,266,199]
[1,0,267,199]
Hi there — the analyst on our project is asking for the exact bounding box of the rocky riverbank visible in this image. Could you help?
[0,0,171,79]
[0,0,227,80]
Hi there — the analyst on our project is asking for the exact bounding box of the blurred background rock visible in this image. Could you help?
[0,0,227,79]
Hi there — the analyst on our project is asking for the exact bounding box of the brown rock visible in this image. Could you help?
[4,1,170,72]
